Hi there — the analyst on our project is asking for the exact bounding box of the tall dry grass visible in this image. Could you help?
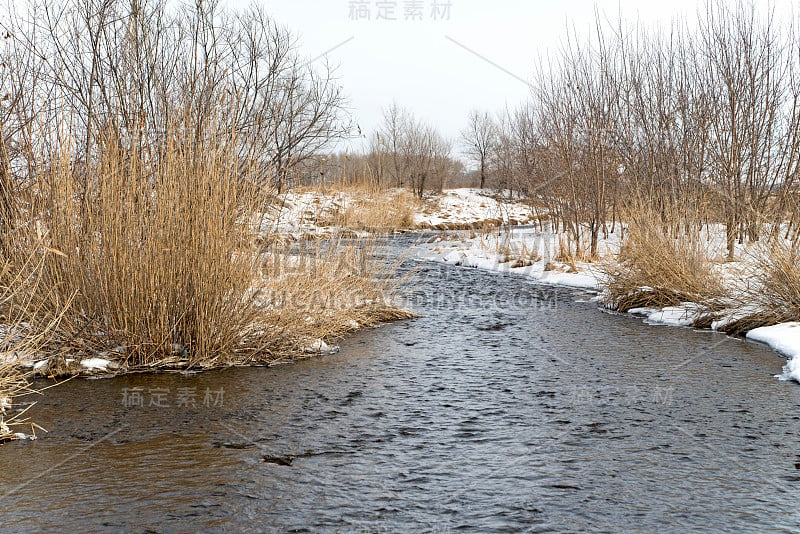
[601,207,724,313]
[7,127,410,371]
[257,238,415,362]
[333,189,420,231]
[0,255,66,442]
[14,132,270,368]
[754,242,800,322]
[724,241,800,333]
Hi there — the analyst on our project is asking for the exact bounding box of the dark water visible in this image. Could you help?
[1,252,799,533]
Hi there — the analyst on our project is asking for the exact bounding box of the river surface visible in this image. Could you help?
[1,242,799,533]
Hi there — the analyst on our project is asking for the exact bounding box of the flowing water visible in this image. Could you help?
[1,244,799,533]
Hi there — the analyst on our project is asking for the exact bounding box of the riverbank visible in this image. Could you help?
[266,187,538,238]
[4,185,797,384]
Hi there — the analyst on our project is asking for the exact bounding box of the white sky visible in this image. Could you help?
[224,0,796,151]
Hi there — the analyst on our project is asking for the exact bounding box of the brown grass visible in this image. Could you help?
[13,132,271,368]
[755,242,800,322]
[333,189,420,231]
[601,209,724,313]
[6,126,411,372]
[554,234,578,269]
[0,255,65,442]
[721,241,800,334]
[256,238,416,362]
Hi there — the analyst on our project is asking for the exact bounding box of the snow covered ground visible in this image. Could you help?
[263,187,537,238]
[413,188,536,228]
[746,323,800,382]
[416,226,608,291]
[261,189,359,238]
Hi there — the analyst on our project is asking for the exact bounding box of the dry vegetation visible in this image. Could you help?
[0,362,39,442]
[0,257,64,442]
[718,242,800,333]
[333,189,420,231]
[0,0,411,377]
[258,238,415,362]
[600,206,724,313]
[12,130,279,369]
[0,128,412,373]
[755,244,800,323]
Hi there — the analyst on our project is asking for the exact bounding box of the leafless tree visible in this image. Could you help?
[0,0,350,195]
[698,0,797,258]
[461,109,497,189]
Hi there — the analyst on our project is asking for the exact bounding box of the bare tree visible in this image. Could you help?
[698,0,795,258]
[376,103,412,188]
[0,0,350,194]
[461,109,496,189]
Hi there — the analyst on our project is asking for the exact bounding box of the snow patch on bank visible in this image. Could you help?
[644,303,707,327]
[80,358,112,372]
[262,188,538,239]
[420,226,609,291]
[746,323,800,382]
[414,189,535,228]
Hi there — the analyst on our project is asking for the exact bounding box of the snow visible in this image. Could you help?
[746,323,800,382]
[643,304,706,327]
[627,307,659,316]
[303,339,340,355]
[262,187,537,239]
[414,188,535,228]
[421,226,608,291]
[80,358,111,371]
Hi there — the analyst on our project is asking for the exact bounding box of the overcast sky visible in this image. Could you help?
[224,0,795,152]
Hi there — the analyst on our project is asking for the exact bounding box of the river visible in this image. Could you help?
[1,247,798,533]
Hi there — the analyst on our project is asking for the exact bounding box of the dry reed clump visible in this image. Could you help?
[10,128,411,371]
[256,238,415,361]
[600,214,724,313]
[17,134,271,369]
[334,189,420,231]
[0,256,64,442]
[753,242,800,322]
[721,241,800,333]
